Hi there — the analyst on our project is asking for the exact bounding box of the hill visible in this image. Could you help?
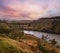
[32,16,60,34]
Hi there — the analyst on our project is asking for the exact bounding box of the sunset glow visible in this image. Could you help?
[0,0,60,20]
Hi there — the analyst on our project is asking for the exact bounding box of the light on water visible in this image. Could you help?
[24,30,60,46]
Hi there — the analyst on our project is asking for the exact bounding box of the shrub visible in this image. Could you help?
[0,23,11,34]
[37,41,56,53]
[8,29,24,39]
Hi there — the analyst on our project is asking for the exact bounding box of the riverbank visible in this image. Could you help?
[20,33,60,53]
[24,30,60,46]
[0,33,60,53]
[22,28,60,34]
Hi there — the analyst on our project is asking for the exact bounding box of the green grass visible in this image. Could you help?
[0,38,23,53]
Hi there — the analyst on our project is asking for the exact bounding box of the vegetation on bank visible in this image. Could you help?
[0,20,60,53]
[31,17,60,34]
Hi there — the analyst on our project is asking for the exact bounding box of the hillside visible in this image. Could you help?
[0,20,60,53]
[32,16,60,34]
[0,33,60,53]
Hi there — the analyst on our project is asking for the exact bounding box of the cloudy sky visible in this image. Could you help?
[0,0,60,20]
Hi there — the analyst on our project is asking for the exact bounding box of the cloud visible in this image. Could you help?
[0,0,60,20]
[0,0,45,20]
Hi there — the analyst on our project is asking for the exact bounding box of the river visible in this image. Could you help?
[24,30,60,46]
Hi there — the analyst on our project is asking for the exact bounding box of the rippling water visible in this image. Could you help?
[24,30,60,46]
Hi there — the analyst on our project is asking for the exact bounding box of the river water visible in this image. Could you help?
[24,30,60,46]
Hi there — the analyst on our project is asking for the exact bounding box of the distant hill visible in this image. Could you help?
[32,16,60,34]
[7,20,33,24]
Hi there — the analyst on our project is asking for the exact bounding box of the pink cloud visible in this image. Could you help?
[0,0,60,20]
[0,0,46,20]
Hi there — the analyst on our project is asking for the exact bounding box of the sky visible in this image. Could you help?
[0,0,60,20]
